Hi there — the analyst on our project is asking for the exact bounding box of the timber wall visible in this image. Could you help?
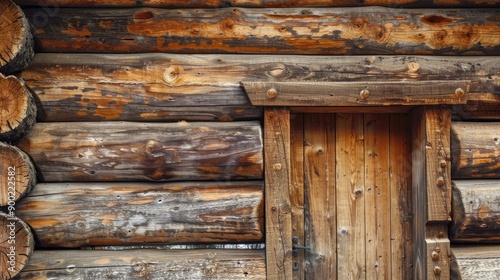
[0,0,498,279]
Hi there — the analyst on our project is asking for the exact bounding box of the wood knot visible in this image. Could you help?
[163,65,183,85]
[421,15,452,25]
[134,11,154,20]
[273,163,282,170]
[359,89,370,100]
[408,62,420,73]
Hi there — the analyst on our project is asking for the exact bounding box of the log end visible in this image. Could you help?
[0,73,37,142]
[0,213,34,280]
[0,0,35,75]
[0,143,37,206]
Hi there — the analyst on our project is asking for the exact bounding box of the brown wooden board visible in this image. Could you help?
[15,121,263,182]
[451,245,500,280]
[14,249,266,279]
[451,122,500,179]
[19,54,500,122]
[13,0,500,7]
[242,81,469,107]
[22,7,500,55]
[451,180,500,242]
[15,181,264,247]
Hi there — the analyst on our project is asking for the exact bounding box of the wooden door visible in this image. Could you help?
[289,113,413,279]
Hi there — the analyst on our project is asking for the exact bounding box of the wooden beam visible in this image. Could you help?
[242,81,469,107]
[15,121,263,182]
[411,106,452,280]
[451,245,500,280]
[22,7,500,55]
[451,180,500,243]
[19,54,500,122]
[452,93,500,121]
[264,108,292,279]
[15,249,266,279]
[15,181,264,247]
[13,0,500,8]
[0,213,34,280]
[0,0,34,75]
[451,122,500,179]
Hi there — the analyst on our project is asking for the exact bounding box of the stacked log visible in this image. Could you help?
[0,213,34,280]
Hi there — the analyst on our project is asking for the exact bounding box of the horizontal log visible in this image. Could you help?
[13,0,500,7]
[451,245,500,280]
[0,73,37,142]
[0,0,34,75]
[15,181,264,247]
[451,122,500,179]
[0,213,34,280]
[451,180,500,242]
[15,249,266,279]
[16,121,263,182]
[452,93,500,120]
[242,80,469,106]
[22,7,500,55]
[19,54,500,122]
[0,142,37,206]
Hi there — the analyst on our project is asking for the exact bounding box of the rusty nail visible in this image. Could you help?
[436,177,445,187]
[431,251,439,261]
[455,88,465,97]
[440,160,447,168]
[433,266,441,275]
[274,163,282,171]
[360,89,370,99]
[267,88,278,99]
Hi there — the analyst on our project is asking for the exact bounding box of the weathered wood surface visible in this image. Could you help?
[411,107,451,280]
[264,108,292,279]
[451,122,500,179]
[0,143,37,206]
[0,74,37,142]
[19,54,500,122]
[15,181,264,247]
[451,245,500,280]
[451,180,500,242]
[13,0,500,7]
[23,7,500,55]
[0,213,34,280]
[452,93,500,120]
[14,249,266,279]
[0,0,34,75]
[242,80,469,106]
[15,121,263,182]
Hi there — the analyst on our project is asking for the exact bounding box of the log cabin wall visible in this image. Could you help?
[0,0,498,279]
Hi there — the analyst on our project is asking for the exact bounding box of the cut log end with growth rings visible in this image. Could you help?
[0,142,37,207]
[0,213,34,280]
[0,0,34,75]
[0,73,37,143]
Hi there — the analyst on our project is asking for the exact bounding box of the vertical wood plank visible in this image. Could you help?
[412,106,452,280]
[364,113,391,279]
[336,113,365,279]
[265,108,292,280]
[304,114,336,279]
[389,113,414,280]
[290,113,305,280]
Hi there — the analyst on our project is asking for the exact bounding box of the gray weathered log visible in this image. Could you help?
[451,245,500,280]
[15,181,264,247]
[19,54,500,122]
[14,249,266,279]
[15,121,263,182]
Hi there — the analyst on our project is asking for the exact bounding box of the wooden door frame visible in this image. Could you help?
[241,82,464,279]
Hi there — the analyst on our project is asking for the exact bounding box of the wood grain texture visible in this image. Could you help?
[452,93,500,121]
[264,108,292,279]
[22,7,500,55]
[0,213,34,280]
[13,0,500,7]
[14,181,263,247]
[19,54,500,122]
[0,73,37,143]
[15,121,263,182]
[0,0,34,75]
[14,249,266,280]
[303,114,336,279]
[451,245,500,280]
[451,180,500,242]
[451,122,500,179]
[335,113,365,279]
[0,142,36,207]
[242,80,469,106]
